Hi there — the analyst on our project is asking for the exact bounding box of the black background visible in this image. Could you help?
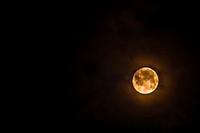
[60,1,200,132]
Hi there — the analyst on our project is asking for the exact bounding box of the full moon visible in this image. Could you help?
[132,67,159,94]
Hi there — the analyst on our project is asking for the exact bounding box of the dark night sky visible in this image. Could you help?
[60,1,200,132]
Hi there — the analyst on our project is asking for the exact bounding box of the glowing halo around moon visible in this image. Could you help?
[132,67,159,94]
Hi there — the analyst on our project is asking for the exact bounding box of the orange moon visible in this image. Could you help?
[132,67,159,94]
